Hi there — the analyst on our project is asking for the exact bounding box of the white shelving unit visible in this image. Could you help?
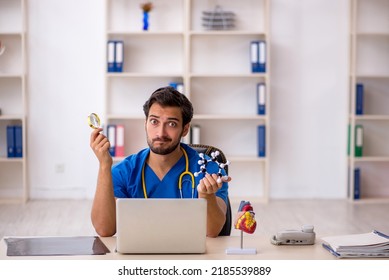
[105,0,270,201]
[0,0,28,203]
[348,0,389,202]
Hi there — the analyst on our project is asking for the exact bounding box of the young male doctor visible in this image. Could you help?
[90,86,230,237]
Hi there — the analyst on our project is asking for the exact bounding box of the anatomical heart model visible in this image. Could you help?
[234,201,257,234]
[226,200,257,255]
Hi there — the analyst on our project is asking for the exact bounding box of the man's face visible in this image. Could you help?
[146,103,189,155]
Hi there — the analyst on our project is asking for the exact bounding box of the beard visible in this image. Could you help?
[147,134,182,155]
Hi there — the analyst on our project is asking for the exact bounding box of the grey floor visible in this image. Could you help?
[1,199,388,240]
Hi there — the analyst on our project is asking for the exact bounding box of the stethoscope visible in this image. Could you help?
[141,147,195,199]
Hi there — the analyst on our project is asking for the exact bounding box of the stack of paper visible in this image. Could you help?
[321,230,389,258]
[202,5,235,30]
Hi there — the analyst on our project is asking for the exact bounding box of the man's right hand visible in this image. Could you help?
[90,128,113,166]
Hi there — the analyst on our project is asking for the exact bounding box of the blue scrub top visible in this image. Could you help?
[112,143,228,204]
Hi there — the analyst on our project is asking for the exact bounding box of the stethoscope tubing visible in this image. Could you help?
[142,147,195,199]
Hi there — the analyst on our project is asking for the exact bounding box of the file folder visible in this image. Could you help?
[257,125,266,157]
[14,125,23,158]
[354,168,361,199]
[107,124,116,156]
[257,83,266,115]
[6,125,15,158]
[250,41,259,72]
[258,40,266,72]
[347,124,350,156]
[250,40,266,73]
[169,82,184,94]
[107,40,116,72]
[190,125,201,145]
[354,125,363,157]
[114,40,124,72]
[115,124,125,157]
[356,83,364,115]
[321,230,389,258]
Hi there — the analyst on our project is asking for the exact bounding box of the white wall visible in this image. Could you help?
[26,0,349,200]
[27,0,105,199]
[269,0,349,198]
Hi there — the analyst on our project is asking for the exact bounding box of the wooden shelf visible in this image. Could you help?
[348,0,389,202]
[0,0,27,203]
[353,157,389,162]
[105,0,271,201]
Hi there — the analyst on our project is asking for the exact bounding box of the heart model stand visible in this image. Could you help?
[226,200,257,255]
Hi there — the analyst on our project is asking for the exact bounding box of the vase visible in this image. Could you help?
[143,11,149,31]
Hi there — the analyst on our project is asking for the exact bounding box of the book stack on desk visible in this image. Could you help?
[321,230,389,258]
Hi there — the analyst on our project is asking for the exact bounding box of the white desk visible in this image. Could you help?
[0,235,336,260]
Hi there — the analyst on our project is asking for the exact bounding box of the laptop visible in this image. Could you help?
[115,198,207,254]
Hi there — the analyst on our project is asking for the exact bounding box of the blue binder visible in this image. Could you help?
[169,82,184,94]
[114,40,124,72]
[7,126,15,158]
[14,125,23,158]
[257,83,266,115]
[107,40,116,72]
[356,83,364,115]
[258,125,266,157]
[251,40,266,73]
[354,168,361,199]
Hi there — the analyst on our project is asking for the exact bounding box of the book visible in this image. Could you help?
[257,83,266,115]
[354,124,363,157]
[356,83,364,115]
[321,230,389,258]
[258,125,266,157]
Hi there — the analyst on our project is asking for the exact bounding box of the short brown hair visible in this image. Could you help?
[143,86,193,127]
